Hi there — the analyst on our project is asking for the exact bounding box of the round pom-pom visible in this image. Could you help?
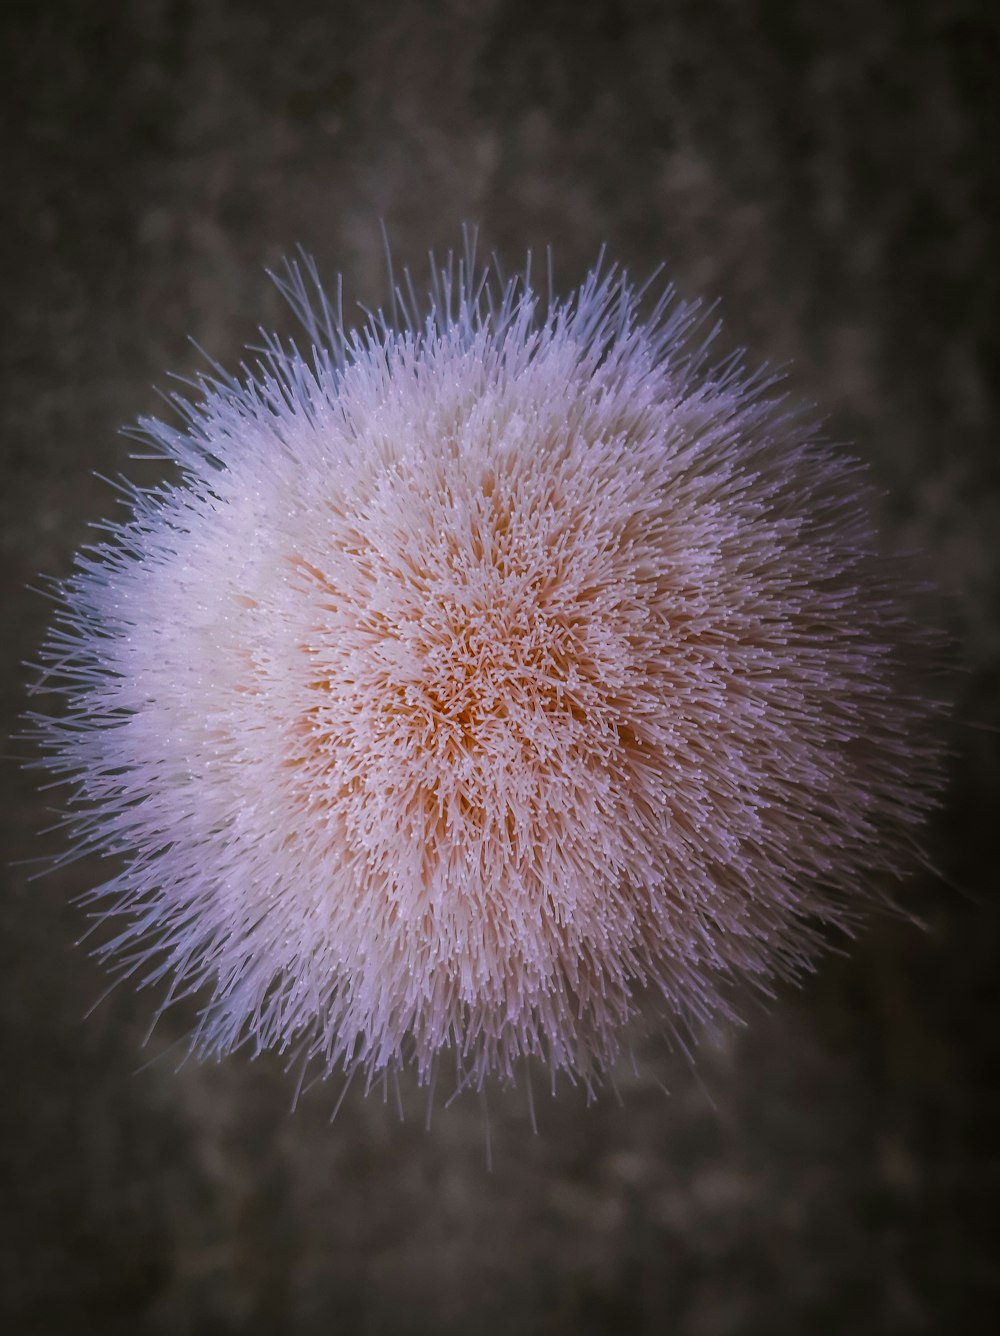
[31,241,944,1092]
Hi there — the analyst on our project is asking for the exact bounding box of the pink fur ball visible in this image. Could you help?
[32,243,944,1092]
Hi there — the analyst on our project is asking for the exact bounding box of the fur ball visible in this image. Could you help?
[31,243,944,1091]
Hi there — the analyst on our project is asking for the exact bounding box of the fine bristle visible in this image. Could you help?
[29,242,946,1093]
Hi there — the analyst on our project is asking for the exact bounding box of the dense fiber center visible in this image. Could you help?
[277,358,652,981]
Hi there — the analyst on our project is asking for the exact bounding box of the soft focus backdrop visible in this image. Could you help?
[2,2,997,1333]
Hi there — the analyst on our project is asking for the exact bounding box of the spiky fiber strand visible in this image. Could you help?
[29,240,944,1092]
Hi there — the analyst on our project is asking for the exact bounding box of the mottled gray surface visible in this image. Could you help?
[2,2,997,1333]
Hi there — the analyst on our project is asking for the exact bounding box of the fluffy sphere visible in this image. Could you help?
[32,243,943,1091]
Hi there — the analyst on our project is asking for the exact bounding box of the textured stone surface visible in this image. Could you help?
[2,2,997,1333]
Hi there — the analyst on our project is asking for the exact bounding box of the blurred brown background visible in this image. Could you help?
[2,1,997,1332]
